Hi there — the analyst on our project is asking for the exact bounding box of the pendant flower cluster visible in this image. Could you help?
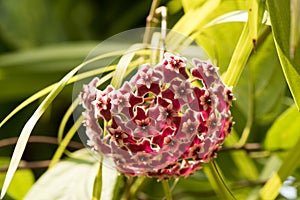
[80,53,233,179]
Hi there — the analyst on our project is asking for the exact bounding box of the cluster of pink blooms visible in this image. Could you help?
[80,53,233,179]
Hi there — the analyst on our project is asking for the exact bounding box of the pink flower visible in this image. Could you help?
[80,52,233,179]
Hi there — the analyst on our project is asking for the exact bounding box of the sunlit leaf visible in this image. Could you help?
[234,33,286,124]
[0,65,115,128]
[167,0,247,51]
[24,149,118,200]
[181,0,206,12]
[267,0,300,110]
[196,22,244,71]
[24,149,97,199]
[265,104,300,150]
[0,51,124,199]
[248,0,266,46]
[260,134,300,199]
[222,23,253,87]
[0,158,34,200]
[110,44,144,89]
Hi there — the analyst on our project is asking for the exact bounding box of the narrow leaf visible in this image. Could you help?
[49,117,83,168]
[222,23,253,87]
[204,161,236,200]
[111,44,144,89]
[0,51,123,199]
[267,0,300,110]
[0,65,115,128]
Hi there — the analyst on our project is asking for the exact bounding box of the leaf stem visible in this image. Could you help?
[161,179,172,200]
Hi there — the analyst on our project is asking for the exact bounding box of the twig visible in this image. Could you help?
[143,0,161,45]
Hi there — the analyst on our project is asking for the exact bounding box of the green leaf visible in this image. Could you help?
[0,158,34,200]
[246,155,282,200]
[0,65,115,128]
[92,161,103,200]
[260,130,300,199]
[222,23,253,87]
[181,0,206,12]
[24,150,118,200]
[265,104,300,150]
[248,0,266,46]
[167,0,247,51]
[24,149,97,199]
[196,22,244,71]
[49,72,114,168]
[204,161,236,200]
[110,44,144,89]
[267,0,300,110]
[225,130,258,181]
[234,33,286,124]
[0,50,124,199]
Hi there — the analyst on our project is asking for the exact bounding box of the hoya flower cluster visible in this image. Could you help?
[80,53,233,179]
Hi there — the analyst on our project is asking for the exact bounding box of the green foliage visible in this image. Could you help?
[0,158,34,200]
[265,105,300,151]
[267,0,300,110]
[1,0,300,200]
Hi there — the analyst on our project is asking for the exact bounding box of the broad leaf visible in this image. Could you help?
[267,0,300,110]
[234,33,286,124]
[265,104,300,150]
[24,149,118,200]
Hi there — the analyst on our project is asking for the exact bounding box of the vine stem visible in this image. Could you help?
[161,179,172,200]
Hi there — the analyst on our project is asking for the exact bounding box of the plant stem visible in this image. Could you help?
[92,160,103,200]
[205,161,236,200]
[161,179,172,200]
[143,0,161,44]
[128,177,146,198]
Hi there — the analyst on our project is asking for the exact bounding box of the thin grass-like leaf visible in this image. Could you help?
[0,51,124,199]
[111,44,145,88]
[57,98,80,144]
[49,116,83,169]
[222,23,252,87]
[0,65,116,128]
[204,161,236,200]
[50,72,114,168]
